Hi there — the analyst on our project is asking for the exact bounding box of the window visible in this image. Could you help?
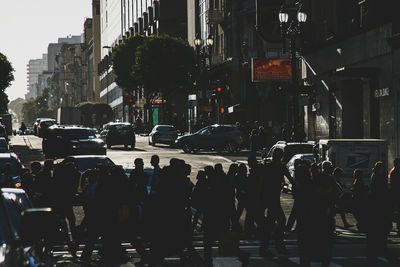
[66,129,96,140]
[199,127,212,135]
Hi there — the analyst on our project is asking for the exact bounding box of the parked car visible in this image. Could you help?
[0,152,23,185]
[148,125,178,146]
[175,124,246,153]
[33,118,53,136]
[42,125,106,159]
[37,119,56,137]
[286,153,316,178]
[262,141,315,164]
[0,137,9,152]
[0,189,55,266]
[100,122,135,149]
[59,155,115,174]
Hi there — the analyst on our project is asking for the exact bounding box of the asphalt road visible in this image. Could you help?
[9,134,400,266]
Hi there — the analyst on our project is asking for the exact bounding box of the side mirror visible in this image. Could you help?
[20,208,57,246]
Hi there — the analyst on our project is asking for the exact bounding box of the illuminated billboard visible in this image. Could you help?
[251,58,297,82]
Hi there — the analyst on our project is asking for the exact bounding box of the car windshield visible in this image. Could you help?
[74,158,115,173]
[284,145,314,162]
[0,158,21,177]
[41,120,56,127]
[67,129,96,140]
[156,126,176,132]
[114,124,132,130]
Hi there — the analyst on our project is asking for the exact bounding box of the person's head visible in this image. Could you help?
[228,163,238,175]
[322,161,333,174]
[248,154,257,169]
[169,158,180,168]
[333,167,343,178]
[204,165,214,176]
[372,161,385,175]
[197,170,206,180]
[272,148,284,163]
[237,163,247,176]
[394,158,400,169]
[30,161,42,174]
[151,155,160,167]
[214,163,223,173]
[43,159,54,171]
[134,158,144,171]
[310,163,319,177]
[184,164,192,176]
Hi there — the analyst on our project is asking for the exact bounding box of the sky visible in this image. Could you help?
[0,0,92,101]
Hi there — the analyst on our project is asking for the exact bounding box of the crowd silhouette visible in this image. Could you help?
[1,151,400,266]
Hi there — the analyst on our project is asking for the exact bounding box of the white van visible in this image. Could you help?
[317,139,388,179]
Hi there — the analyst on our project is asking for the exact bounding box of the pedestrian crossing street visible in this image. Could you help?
[51,228,400,266]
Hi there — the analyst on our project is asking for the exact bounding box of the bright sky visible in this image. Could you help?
[0,0,92,101]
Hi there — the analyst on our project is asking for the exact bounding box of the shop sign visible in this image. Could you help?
[251,58,297,82]
[199,105,213,112]
[374,88,389,98]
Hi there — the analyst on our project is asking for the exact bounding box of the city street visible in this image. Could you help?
[8,134,400,266]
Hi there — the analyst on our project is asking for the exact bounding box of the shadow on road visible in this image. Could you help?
[11,145,45,166]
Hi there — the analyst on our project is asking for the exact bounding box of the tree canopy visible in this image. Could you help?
[112,34,197,99]
[22,88,56,125]
[133,35,197,99]
[112,35,145,94]
[0,52,15,113]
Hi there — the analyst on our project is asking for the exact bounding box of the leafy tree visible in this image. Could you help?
[76,101,95,126]
[90,103,113,126]
[112,35,145,94]
[133,35,197,100]
[8,98,25,122]
[0,52,15,113]
[22,88,56,125]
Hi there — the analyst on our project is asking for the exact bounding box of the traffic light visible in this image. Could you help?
[124,95,135,105]
[220,107,225,114]
[128,96,135,104]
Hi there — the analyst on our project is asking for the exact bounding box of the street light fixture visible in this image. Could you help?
[279,2,307,141]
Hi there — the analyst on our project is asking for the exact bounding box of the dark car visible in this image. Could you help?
[148,125,178,146]
[0,137,9,153]
[175,124,246,153]
[33,118,53,136]
[100,122,136,149]
[42,125,106,159]
[0,153,23,185]
[262,141,315,164]
[37,119,56,137]
[60,155,115,174]
[0,189,54,266]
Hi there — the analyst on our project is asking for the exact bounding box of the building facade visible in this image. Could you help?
[26,54,48,100]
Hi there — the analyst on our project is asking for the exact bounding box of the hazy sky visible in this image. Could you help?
[0,0,92,101]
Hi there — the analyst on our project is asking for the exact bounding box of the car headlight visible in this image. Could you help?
[72,145,78,149]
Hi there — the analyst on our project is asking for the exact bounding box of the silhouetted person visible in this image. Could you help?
[365,161,400,266]
[0,162,16,188]
[192,170,207,232]
[333,167,351,228]
[33,159,54,207]
[234,163,248,232]
[149,155,161,194]
[262,148,293,254]
[351,169,368,233]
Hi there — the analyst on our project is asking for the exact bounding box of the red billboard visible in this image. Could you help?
[252,58,296,82]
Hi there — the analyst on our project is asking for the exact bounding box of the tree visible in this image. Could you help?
[112,35,145,94]
[133,35,197,100]
[9,98,26,123]
[22,88,56,125]
[90,103,113,127]
[0,52,15,113]
[76,102,95,126]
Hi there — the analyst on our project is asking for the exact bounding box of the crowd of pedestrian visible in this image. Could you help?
[1,152,400,266]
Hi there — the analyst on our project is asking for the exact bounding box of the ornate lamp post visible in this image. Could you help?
[279,2,307,140]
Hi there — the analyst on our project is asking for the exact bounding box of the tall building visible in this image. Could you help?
[26,54,48,100]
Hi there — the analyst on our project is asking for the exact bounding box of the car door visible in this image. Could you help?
[195,126,214,149]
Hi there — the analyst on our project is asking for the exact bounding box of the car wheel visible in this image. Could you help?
[225,142,236,153]
[182,143,192,153]
[124,144,128,149]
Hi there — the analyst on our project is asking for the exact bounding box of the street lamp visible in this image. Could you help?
[279,3,307,141]
[102,46,112,104]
